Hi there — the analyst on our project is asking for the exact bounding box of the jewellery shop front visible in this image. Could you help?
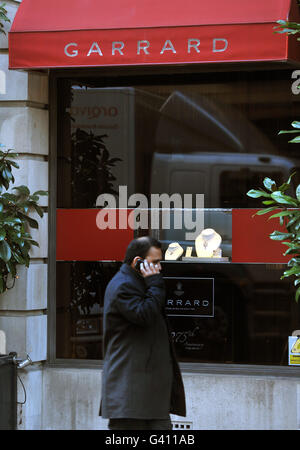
[9,0,300,430]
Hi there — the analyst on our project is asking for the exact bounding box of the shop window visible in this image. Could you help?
[56,262,120,359]
[55,69,300,365]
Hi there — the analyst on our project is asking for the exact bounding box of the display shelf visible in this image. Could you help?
[162,257,231,263]
[182,257,230,263]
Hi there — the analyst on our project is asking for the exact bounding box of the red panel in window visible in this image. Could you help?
[232,208,291,263]
[56,209,134,261]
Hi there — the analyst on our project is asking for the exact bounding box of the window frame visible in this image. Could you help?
[48,66,300,377]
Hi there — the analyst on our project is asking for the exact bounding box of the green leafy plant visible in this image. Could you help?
[274,0,300,38]
[71,128,122,207]
[247,173,300,302]
[0,3,10,36]
[0,146,48,293]
[269,5,300,302]
[278,120,300,144]
[274,19,300,39]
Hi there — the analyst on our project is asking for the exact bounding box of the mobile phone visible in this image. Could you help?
[134,258,144,272]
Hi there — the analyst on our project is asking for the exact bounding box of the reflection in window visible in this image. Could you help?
[55,261,300,365]
[163,262,299,365]
[56,70,300,365]
[56,262,121,359]
[220,169,284,208]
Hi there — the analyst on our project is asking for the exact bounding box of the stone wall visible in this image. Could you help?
[41,368,300,430]
[0,0,49,430]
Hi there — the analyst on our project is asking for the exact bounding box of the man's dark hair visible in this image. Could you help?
[124,236,162,265]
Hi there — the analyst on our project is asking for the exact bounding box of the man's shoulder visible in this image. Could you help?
[106,269,124,291]
[105,267,136,295]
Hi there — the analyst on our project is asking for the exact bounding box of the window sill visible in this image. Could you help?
[46,359,300,378]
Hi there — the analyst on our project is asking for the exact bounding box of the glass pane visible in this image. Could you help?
[56,262,121,359]
[138,208,232,260]
[57,71,300,210]
[55,260,300,365]
[56,69,300,365]
[161,262,300,365]
[219,170,284,208]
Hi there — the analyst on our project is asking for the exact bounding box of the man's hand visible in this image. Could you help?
[140,260,161,278]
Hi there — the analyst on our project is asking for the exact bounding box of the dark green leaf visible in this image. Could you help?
[283,248,299,256]
[286,216,300,232]
[281,241,299,250]
[0,240,11,262]
[278,130,300,134]
[289,136,300,144]
[246,189,270,199]
[5,152,18,158]
[2,192,18,202]
[268,210,294,220]
[278,172,297,191]
[2,217,22,226]
[28,202,44,218]
[263,177,277,191]
[292,121,300,129]
[6,261,16,278]
[262,200,276,205]
[27,239,39,247]
[254,207,278,216]
[3,167,13,180]
[270,191,298,206]
[296,286,300,303]
[12,185,30,196]
[0,228,6,241]
[282,266,300,277]
[287,258,300,266]
[32,190,48,196]
[8,160,19,169]
[18,213,39,229]
[11,251,25,265]
[269,231,294,241]
[296,184,300,202]
[29,195,39,202]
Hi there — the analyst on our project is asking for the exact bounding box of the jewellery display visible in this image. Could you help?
[212,247,222,258]
[185,246,193,258]
[164,229,229,262]
[165,242,184,260]
[195,228,222,258]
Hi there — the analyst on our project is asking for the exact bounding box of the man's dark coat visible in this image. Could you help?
[100,263,186,419]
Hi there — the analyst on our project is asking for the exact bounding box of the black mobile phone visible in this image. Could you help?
[134,258,144,272]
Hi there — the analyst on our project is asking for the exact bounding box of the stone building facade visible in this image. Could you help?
[0,0,48,429]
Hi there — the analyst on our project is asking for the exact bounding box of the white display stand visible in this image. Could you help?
[165,242,184,260]
[181,256,229,263]
[195,228,222,258]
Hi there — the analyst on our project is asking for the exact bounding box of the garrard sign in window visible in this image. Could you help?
[164,277,214,317]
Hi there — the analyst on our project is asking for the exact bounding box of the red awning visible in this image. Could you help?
[8,0,300,69]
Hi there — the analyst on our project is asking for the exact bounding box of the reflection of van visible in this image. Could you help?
[150,151,299,256]
[152,90,299,205]
[150,151,298,207]
[150,91,299,360]
[149,90,299,255]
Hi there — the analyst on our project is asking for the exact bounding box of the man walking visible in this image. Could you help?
[100,236,186,430]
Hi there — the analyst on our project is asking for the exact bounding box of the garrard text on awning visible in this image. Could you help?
[64,38,229,58]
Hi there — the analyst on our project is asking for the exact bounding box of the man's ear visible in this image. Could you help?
[131,256,142,269]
